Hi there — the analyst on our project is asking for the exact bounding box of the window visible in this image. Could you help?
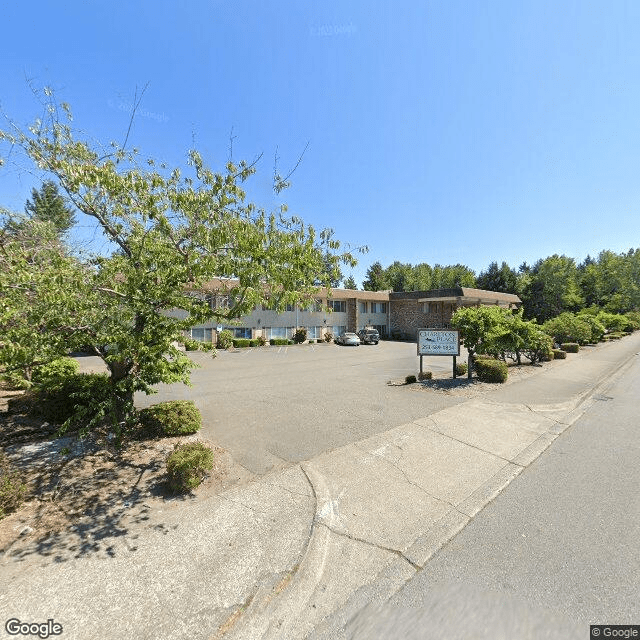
[371,302,387,314]
[268,327,294,339]
[359,302,368,313]
[226,327,251,338]
[327,300,346,313]
[332,325,346,336]
[190,328,213,342]
[307,326,322,339]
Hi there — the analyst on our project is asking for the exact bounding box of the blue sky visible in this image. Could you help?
[1,0,639,286]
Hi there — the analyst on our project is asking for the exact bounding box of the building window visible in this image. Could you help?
[268,327,294,339]
[371,302,387,314]
[225,327,251,338]
[327,300,346,313]
[191,328,213,342]
[307,326,322,339]
[359,302,368,313]
[332,325,346,336]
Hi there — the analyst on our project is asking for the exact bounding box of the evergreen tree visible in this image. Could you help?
[25,180,76,235]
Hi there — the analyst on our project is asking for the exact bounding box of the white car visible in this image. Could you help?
[336,332,360,346]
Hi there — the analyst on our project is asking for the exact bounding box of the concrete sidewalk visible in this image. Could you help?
[1,333,639,640]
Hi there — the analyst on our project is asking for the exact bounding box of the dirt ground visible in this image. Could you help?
[0,391,254,564]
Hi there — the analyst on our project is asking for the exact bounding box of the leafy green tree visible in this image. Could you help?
[519,255,583,321]
[25,180,76,235]
[343,275,357,289]
[476,261,518,293]
[0,97,358,433]
[363,261,387,291]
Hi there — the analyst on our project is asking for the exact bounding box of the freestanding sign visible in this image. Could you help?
[416,328,461,377]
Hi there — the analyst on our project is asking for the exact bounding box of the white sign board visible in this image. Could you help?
[417,329,460,356]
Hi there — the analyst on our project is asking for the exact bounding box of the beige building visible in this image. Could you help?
[184,282,521,344]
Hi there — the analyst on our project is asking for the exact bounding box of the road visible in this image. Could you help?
[346,350,640,639]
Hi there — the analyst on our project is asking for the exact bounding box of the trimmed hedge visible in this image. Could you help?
[269,338,293,345]
[474,358,508,383]
[552,349,567,359]
[561,342,580,353]
[139,400,202,437]
[166,442,214,493]
[232,338,251,348]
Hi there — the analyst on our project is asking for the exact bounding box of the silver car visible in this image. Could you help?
[336,332,361,346]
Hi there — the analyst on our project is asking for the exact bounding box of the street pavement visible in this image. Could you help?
[1,333,639,640]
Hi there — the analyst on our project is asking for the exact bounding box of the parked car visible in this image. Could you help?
[336,332,360,346]
[357,328,380,345]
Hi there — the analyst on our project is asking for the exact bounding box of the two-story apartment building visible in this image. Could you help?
[183,282,521,344]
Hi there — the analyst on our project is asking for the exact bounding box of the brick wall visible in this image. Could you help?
[390,300,454,339]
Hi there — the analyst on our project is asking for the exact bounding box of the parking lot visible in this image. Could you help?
[134,340,468,475]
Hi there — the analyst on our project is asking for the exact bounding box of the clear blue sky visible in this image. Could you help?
[2,0,639,286]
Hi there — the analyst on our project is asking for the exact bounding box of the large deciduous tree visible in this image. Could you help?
[0,96,358,432]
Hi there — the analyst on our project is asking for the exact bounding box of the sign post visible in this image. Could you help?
[416,328,460,379]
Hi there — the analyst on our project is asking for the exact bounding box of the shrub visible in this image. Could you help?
[293,328,308,344]
[418,371,432,381]
[542,313,592,345]
[32,357,80,386]
[596,312,633,333]
[405,374,417,384]
[624,311,640,331]
[0,451,27,520]
[269,338,290,346]
[257,335,267,346]
[474,358,508,383]
[552,349,567,359]
[324,332,333,343]
[11,373,113,426]
[561,342,579,353]
[455,362,468,376]
[139,400,202,437]
[522,330,554,364]
[183,338,200,351]
[216,330,234,349]
[166,442,214,493]
[232,338,251,348]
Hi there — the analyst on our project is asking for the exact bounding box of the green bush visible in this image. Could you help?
[249,339,259,347]
[603,331,625,340]
[522,330,554,364]
[257,335,267,346]
[269,338,290,346]
[232,338,251,348]
[183,337,200,351]
[405,374,417,384]
[418,371,432,381]
[0,451,27,520]
[561,342,580,353]
[216,330,234,349]
[32,357,79,386]
[552,349,567,359]
[166,442,214,493]
[455,362,468,376]
[624,311,640,331]
[542,313,592,345]
[576,313,606,343]
[293,328,308,344]
[596,312,634,333]
[139,400,202,437]
[10,373,113,426]
[324,332,333,343]
[474,358,508,383]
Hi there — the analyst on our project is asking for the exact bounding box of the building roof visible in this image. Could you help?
[390,287,521,306]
